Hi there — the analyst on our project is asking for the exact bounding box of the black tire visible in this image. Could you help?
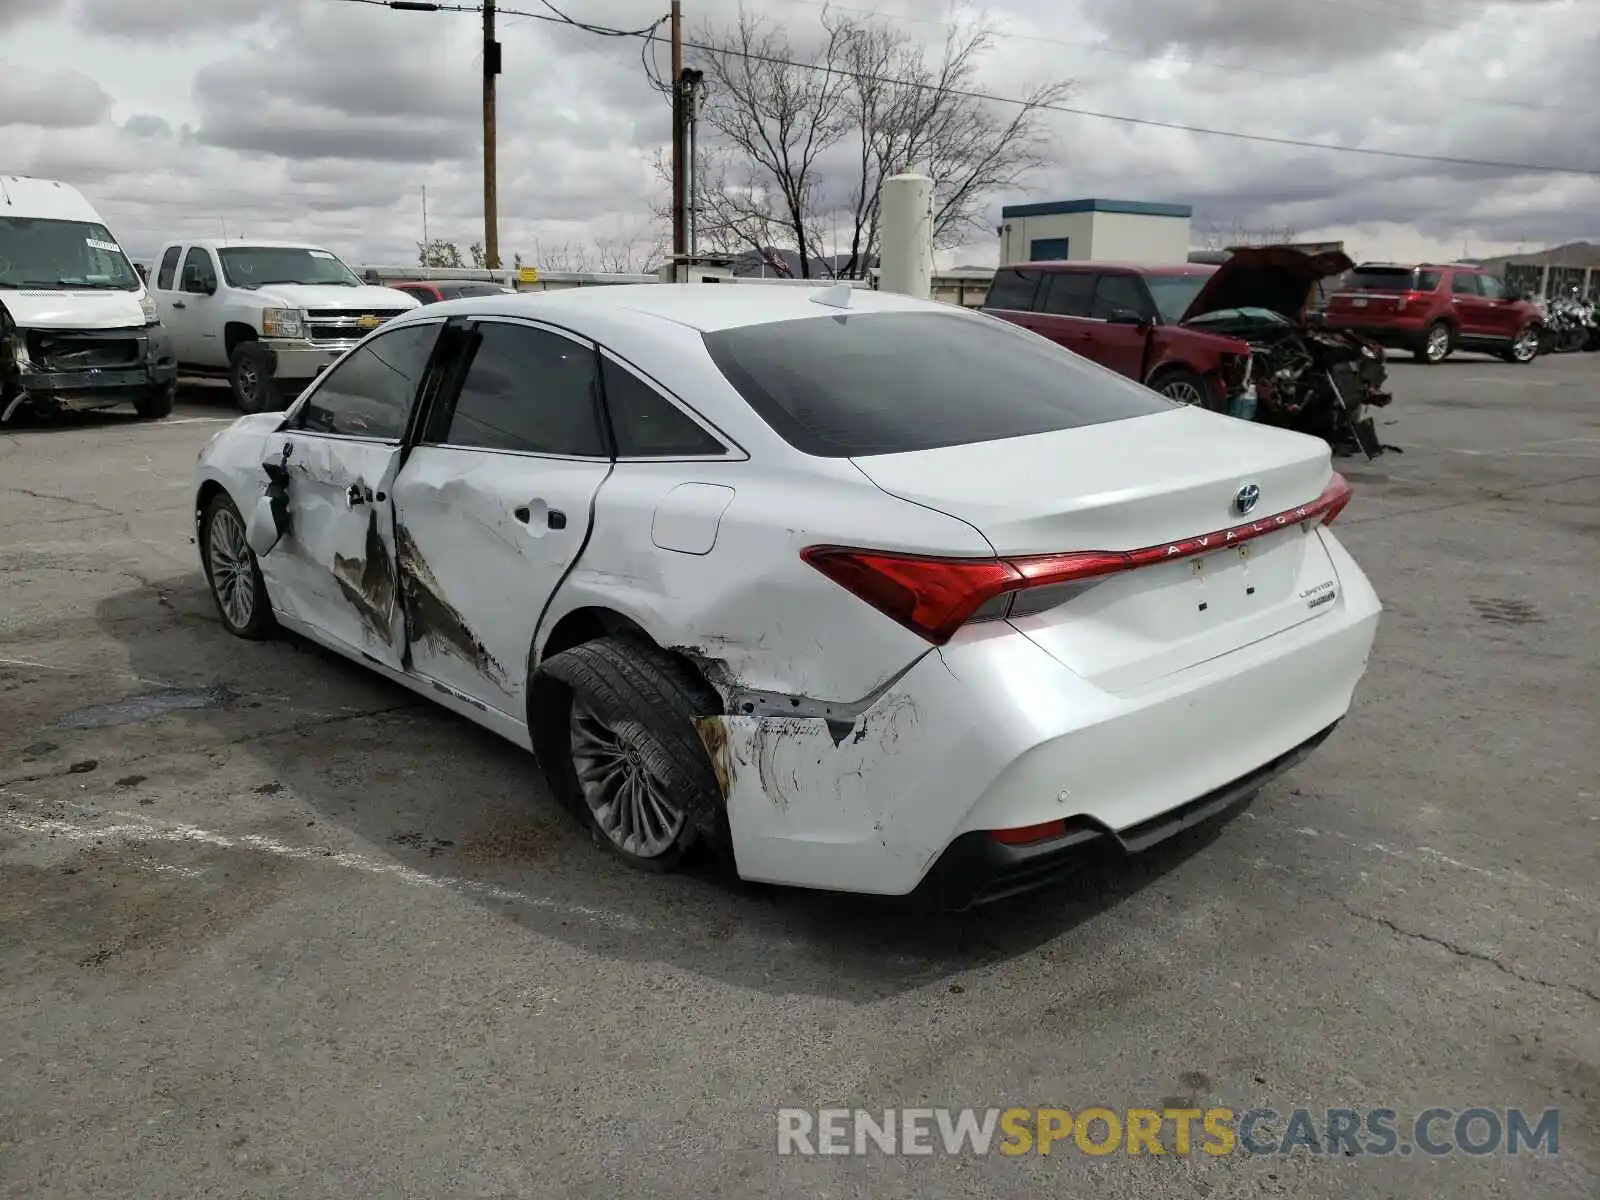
[1414,320,1452,364]
[535,636,724,873]
[229,341,278,414]
[1500,325,1541,364]
[134,380,176,419]
[199,492,276,640]
[1149,367,1215,410]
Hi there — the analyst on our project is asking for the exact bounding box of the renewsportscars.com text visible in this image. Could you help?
[776,1106,1560,1158]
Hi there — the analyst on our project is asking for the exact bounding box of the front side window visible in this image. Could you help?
[0,217,141,291]
[1091,274,1151,320]
[1144,274,1211,324]
[703,310,1173,458]
[218,246,362,289]
[1451,272,1481,296]
[181,248,217,294]
[1038,272,1095,317]
[1478,274,1508,300]
[432,321,605,457]
[293,322,440,439]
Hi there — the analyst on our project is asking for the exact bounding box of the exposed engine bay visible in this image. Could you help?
[1186,306,1392,459]
[1180,247,1395,459]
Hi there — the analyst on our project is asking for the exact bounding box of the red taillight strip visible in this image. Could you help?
[803,474,1352,645]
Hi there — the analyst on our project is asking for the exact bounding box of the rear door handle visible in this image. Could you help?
[513,504,566,530]
[171,301,186,309]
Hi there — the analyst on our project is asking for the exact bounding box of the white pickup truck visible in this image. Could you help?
[146,239,420,411]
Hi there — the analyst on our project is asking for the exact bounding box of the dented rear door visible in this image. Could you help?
[390,317,612,717]
[261,321,444,667]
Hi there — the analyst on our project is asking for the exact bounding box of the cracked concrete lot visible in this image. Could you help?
[1,364,1596,1199]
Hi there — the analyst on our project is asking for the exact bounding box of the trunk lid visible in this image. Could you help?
[850,406,1345,692]
[1181,246,1355,324]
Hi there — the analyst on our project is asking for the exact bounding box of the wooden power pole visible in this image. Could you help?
[482,0,501,270]
[669,1,687,274]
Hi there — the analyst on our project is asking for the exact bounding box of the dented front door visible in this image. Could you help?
[257,321,443,667]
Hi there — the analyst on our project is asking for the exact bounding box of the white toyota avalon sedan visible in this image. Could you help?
[193,282,1381,907]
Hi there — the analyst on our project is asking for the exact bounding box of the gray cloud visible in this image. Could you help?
[1,0,62,29]
[72,0,295,39]
[123,114,173,139]
[0,65,112,128]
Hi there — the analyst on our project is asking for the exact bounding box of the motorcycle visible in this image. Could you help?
[1542,290,1592,353]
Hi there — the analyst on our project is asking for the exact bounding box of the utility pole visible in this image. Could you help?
[421,185,429,261]
[669,0,686,275]
[482,0,501,270]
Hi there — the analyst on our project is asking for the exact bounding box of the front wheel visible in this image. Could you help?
[229,342,278,414]
[535,636,725,872]
[200,492,277,639]
[134,380,176,419]
[1501,326,1540,363]
[1152,368,1213,409]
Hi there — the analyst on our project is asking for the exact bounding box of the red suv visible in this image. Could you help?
[1323,263,1543,364]
[982,262,1251,408]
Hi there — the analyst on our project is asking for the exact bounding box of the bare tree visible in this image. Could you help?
[1197,220,1302,251]
[677,3,1072,278]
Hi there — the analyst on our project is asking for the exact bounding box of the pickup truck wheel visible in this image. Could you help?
[1415,321,1452,364]
[229,342,278,413]
[134,381,176,419]
[1151,368,1213,409]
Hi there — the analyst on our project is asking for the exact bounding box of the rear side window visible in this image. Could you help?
[156,246,181,291]
[601,358,726,458]
[1038,272,1095,317]
[434,320,605,457]
[984,268,1042,311]
[1346,267,1440,293]
[701,311,1173,458]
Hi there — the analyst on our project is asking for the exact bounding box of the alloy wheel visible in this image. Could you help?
[569,695,686,859]
[1512,329,1539,362]
[1426,325,1450,362]
[1160,380,1206,406]
[207,506,256,629]
[237,361,260,405]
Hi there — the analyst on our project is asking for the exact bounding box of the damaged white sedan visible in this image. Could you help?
[194,283,1381,907]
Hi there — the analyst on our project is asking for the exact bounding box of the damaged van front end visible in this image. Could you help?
[1,299,178,422]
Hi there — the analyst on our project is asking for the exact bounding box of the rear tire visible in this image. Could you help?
[1415,320,1452,364]
[229,342,278,414]
[200,492,277,640]
[535,636,725,873]
[1151,367,1214,409]
[134,380,176,419]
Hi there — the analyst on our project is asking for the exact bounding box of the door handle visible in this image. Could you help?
[172,301,186,309]
[345,483,369,509]
[513,503,566,530]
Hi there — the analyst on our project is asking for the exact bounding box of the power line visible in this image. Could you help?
[328,0,1600,177]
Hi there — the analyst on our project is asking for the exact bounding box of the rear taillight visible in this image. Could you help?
[1402,291,1428,306]
[803,474,1354,644]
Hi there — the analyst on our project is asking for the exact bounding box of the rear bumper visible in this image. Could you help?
[909,722,1339,909]
[711,529,1382,900]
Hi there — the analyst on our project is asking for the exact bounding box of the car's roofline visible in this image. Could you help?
[1003,261,1216,277]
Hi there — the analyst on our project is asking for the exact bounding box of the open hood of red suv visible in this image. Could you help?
[1180,247,1354,324]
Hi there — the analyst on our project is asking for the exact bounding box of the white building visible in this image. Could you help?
[997,198,1192,267]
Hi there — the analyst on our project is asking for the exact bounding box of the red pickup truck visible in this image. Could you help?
[982,260,1254,408]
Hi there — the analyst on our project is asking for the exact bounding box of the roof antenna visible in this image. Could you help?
[810,281,852,309]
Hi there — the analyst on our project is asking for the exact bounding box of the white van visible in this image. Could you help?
[0,175,178,421]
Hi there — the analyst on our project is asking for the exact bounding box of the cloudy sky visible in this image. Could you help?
[2,0,1597,271]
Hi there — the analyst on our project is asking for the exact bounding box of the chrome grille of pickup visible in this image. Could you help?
[304,310,408,343]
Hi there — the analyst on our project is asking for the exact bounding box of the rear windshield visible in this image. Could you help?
[1344,267,1442,293]
[701,310,1174,458]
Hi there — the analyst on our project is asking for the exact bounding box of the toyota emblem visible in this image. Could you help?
[1233,483,1261,515]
